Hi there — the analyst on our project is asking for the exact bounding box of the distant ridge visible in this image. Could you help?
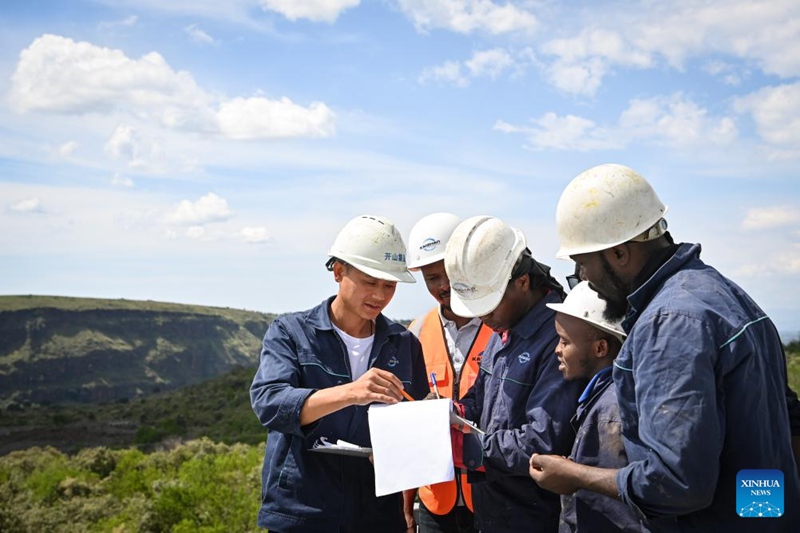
[0,295,275,408]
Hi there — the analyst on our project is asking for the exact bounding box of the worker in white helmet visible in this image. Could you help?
[529,164,800,532]
[539,281,646,532]
[250,215,430,533]
[443,215,587,533]
[404,213,494,533]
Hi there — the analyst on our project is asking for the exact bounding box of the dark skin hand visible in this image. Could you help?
[529,453,620,499]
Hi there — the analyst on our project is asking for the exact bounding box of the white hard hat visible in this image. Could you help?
[407,212,463,270]
[546,281,626,342]
[327,215,416,283]
[444,216,527,318]
[555,163,668,258]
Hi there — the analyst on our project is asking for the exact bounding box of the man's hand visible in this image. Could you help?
[300,368,406,425]
[528,453,581,495]
[529,454,621,500]
[402,489,417,533]
[347,367,406,405]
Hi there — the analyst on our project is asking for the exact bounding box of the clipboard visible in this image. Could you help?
[450,411,484,435]
[309,438,372,458]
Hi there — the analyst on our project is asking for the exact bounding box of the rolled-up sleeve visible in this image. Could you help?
[250,319,317,437]
[616,312,722,519]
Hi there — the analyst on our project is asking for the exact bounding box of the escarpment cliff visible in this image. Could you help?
[0,296,274,407]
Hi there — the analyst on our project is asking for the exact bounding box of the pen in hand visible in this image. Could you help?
[430,372,441,399]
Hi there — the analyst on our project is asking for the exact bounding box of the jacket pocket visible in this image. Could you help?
[297,349,350,387]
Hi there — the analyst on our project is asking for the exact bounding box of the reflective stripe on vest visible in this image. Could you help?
[414,307,493,514]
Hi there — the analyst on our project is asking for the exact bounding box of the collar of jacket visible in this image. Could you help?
[507,289,563,342]
[578,365,613,404]
[622,242,702,332]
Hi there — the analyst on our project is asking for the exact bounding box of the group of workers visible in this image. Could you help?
[250,163,800,533]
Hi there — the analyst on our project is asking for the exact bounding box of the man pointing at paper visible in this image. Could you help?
[250,215,430,533]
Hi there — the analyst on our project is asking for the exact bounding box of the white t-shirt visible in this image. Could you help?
[333,324,375,381]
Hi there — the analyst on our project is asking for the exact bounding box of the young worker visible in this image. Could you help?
[541,280,646,532]
[250,215,430,533]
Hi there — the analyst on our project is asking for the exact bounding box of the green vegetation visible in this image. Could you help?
[0,365,266,455]
[0,438,262,532]
[787,340,800,394]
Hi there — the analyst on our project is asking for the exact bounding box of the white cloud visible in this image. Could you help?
[494,113,621,151]
[56,141,79,157]
[104,124,166,171]
[542,28,653,96]
[465,48,513,79]
[9,34,210,116]
[618,93,738,147]
[259,0,360,23]
[9,198,45,214]
[530,1,800,95]
[742,206,800,230]
[164,193,233,225]
[419,48,517,86]
[185,24,216,45]
[702,60,744,85]
[241,226,272,244]
[396,0,537,35]
[99,15,138,29]
[9,34,336,141]
[734,83,800,148]
[217,96,335,139]
[418,61,467,87]
[497,93,737,151]
[111,173,134,188]
[628,0,800,77]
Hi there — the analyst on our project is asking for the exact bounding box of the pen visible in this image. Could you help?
[430,372,441,399]
[400,388,415,402]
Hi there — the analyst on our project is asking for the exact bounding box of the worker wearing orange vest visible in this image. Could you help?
[403,213,494,533]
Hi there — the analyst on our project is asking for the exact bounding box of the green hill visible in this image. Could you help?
[0,295,274,409]
[0,364,265,456]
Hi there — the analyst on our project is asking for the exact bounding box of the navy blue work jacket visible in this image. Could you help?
[560,367,648,533]
[459,290,587,532]
[250,297,430,533]
[614,243,800,532]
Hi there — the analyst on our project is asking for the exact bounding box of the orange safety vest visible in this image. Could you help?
[413,307,493,515]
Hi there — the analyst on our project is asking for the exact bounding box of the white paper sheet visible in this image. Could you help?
[368,398,455,497]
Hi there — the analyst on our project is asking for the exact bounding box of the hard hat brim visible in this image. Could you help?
[348,262,416,283]
[449,285,504,319]
[546,301,626,342]
[406,254,443,270]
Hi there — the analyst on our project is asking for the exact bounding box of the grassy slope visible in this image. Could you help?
[0,294,266,321]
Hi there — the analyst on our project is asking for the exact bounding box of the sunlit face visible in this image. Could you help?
[571,251,629,322]
[479,275,528,333]
[420,260,452,311]
[336,263,397,321]
[554,313,604,381]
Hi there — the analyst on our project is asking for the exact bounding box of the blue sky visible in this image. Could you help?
[1,0,799,337]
